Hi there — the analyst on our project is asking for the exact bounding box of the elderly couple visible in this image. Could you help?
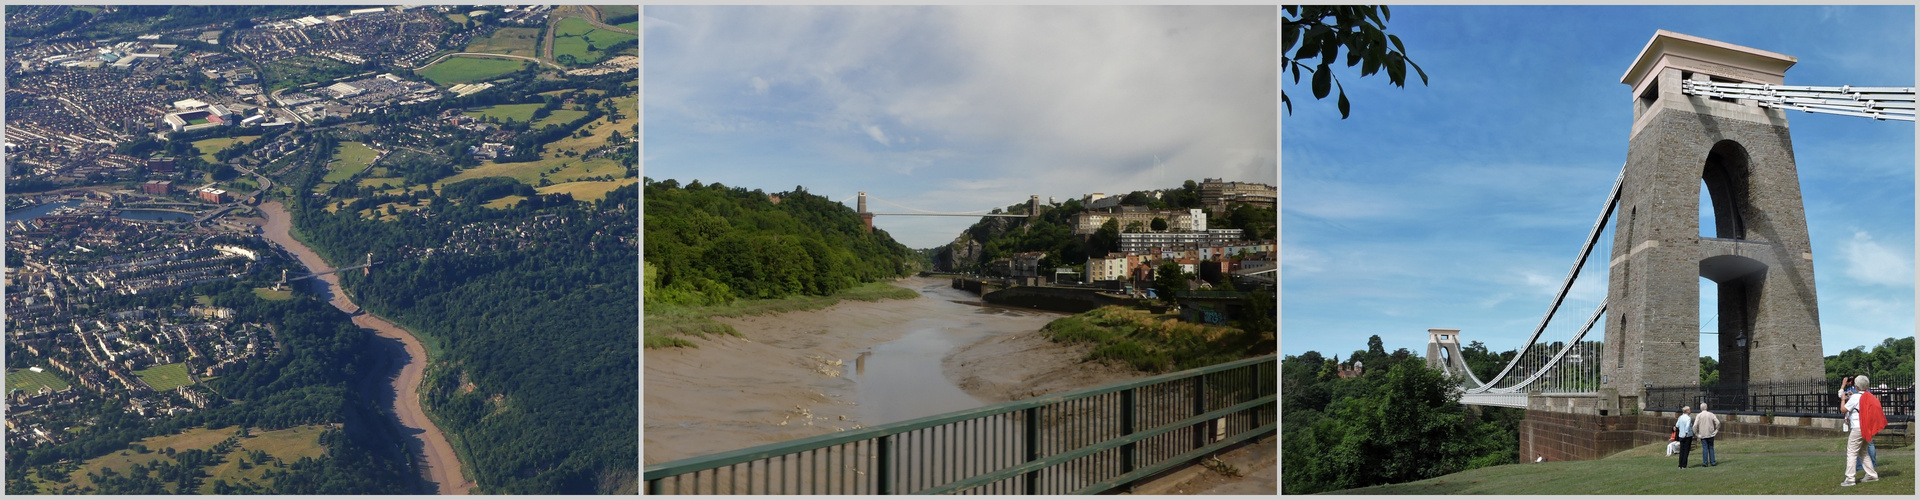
[1671,403,1721,468]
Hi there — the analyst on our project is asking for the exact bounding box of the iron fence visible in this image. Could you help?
[643,355,1276,494]
[1644,378,1913,422]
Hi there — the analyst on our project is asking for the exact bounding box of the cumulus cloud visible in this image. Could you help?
[1842,230,1914,287]
[644,6,1276,247]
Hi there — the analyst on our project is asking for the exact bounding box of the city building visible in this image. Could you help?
[1072,208,1206,235]
[1087,256,1128,282]
[1117,229,1244,254]
[140,180,173,195]
[1198,178,1276,213]
[197,188,229,204]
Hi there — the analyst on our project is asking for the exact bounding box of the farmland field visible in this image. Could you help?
[552,17,636,66]
[357,177,406,189]
[419,56,527,86]
[7,368,71,393]
[549,95,637,156]
[464,27,541,57]
[439,156,622,186]
[536,178,638,202]
[322,142,379,182]
[467,103,544,123]
[134,363,193,392]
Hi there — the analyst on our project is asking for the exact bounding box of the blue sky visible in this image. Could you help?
[1282,6,1915,360]
[645,6,1277,249]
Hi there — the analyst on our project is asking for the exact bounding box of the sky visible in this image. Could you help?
[644,6,1277,249]
[1283,6,1915,360]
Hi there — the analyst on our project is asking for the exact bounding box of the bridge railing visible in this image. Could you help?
[643,355,1275,495]
[1644,378,1913,422]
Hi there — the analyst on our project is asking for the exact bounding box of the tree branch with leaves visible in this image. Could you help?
[1283,6,1428,119]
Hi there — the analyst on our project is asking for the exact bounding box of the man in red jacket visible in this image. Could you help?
[1842,374,1884,486]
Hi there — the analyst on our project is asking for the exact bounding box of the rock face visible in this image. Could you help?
[937,234,983,272]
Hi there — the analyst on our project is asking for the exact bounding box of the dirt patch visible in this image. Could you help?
[942,329,1141,404]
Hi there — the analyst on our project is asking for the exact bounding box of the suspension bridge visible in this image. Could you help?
[852,192,1035,232]
[1422,30,1913,433]
[274,252,381,290]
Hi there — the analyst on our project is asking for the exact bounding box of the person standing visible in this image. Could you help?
[1695,402,1721,467]
[1842,375,1883,486]
[1842,380,1879,472]
[1676,406,1695,469]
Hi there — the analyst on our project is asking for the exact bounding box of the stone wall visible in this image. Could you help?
[1519,409,1848,462]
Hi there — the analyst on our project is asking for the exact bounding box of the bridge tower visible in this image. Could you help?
[1605,31,1823,406]
[365,252,374,276]
[857,191,874,233]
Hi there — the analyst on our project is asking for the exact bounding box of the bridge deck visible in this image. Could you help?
[1459,392,1597,408]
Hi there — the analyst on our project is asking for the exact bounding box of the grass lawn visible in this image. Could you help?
[481,195,526,210]
[463,27,541,57]
[617,21,638,31]
[322,142,379,182]
[601,5,638,19]
[419,56,528,86]
[28,425,328,494]
[191,136,261,163]
[439,156,624,187]
[252,287,293,301]
[357,177,406,189]
[552,16,636,65]
[359,200,434,222]
[467,103,544,123]
[445,13,467,24]
[193,295,213,306]
[645,281,919,348]
[537,178,637,202]
[134,363,194,392]
[7,369,72,393]
[533,109,589,128]
[324,198,357,213]
[1328,438,1914,495]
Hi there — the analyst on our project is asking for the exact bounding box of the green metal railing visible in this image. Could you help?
[644,355,1275,494]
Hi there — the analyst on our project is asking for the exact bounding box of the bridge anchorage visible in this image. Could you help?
[1431,31,1913,416]
[854,191,1036,233]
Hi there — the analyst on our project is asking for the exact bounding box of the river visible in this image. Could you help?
[257,202,474,495]
[645,277,1087,463]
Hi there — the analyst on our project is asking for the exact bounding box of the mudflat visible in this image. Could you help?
[259,202,473,495]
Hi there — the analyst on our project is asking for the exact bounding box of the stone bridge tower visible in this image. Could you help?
[1604,31,1824,407]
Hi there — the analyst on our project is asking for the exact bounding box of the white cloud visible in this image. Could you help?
[863,124,888,145]
[1841,230,1913,287]
[749,76,770,96]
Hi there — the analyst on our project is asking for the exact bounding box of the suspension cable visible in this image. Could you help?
[1680,80,1916,122]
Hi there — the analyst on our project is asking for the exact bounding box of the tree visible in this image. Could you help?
[1700,356,1720,386]
[1088,218,1121,258]
[1367,334,1387,362]
[1152,261,1189,296]
[1150,217,1168,231]
[1124,221,1146,233]
[1283,6,1429,118]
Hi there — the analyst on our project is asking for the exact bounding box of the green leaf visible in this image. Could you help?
[1291,62,1303,84]
[1362,50,1381,77]
[1283,24,1299,52]
[1362,6,1383,27]
[1320,36,1339,66]
[1386,53,1406,85]
[1381,5,1391,21]
[1389,34,1406,54]
[1345,45,1364,67]
[1282,92,1293,115]
[1337,88,1350,119]
[1312,65,1331,99]
[1410,60,1429,85]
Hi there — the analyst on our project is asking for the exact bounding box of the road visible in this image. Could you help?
[259,202,474,495]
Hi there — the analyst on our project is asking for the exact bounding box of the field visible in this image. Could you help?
[439,156,622,186]
[7,368,71,393]
[418,56,528,86]
[537,178,638,202]
[463,27,541,57]
[467,103,544,123]
[27,425,329,494]
[533,109,589,128]
[191,136,262,163]
[357,177,406,190]
[481,195,526,209]
[260,56,358,91]
[322,142,379,182]
[359,199,434,222]
[134,363,193,392]
[601,5,637,19]
[1329,438,1913,495]
[548,95,636,156]
[252,287,293,301]
[552,17,636,65]
[445,13,467,25]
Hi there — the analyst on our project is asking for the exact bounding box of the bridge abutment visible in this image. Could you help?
[1519,408,1849,462]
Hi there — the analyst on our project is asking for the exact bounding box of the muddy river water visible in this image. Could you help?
[644,277,1071,463]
